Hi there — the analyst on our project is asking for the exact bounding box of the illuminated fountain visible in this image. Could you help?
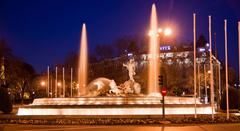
[148,4,160,95]
[17,4,213,116]
[78,23,88,96]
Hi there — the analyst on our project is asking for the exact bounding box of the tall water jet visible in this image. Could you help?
[148,4,160,95]
[78,23,88,96]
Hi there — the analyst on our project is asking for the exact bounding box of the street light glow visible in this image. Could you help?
[164,28,172,36]
[41,81,46,86]
[149,28,173,37]
[158,28,163,33]
[57,82,61,87]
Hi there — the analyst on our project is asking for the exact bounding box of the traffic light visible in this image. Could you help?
[158,75,163,86]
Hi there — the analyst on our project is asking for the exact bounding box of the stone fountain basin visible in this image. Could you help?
[17,96,213,115]
[30,96,201,106]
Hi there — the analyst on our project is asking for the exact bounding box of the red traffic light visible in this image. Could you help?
[161,87,167,96]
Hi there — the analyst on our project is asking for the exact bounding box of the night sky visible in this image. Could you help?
[0,0,240,73]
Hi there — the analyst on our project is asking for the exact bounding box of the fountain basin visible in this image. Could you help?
[30,96,201,105]
[17,96,213,115]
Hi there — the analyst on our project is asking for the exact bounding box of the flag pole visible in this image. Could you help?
[193,13,197,118]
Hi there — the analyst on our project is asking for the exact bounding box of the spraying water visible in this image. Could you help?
[78,23,88,96]
[148,4,160,95]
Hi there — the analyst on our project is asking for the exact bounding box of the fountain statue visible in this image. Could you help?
[86,58,141,96]
[123,58,136,82]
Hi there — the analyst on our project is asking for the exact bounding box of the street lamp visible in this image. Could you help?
[164,28,172,36]
[41,81,46,87]
[148,28,173,37]
[41,81,46,97]
[208,70,211,74]
[57,82,61,87]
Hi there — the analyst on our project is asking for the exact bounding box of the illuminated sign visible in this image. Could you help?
[198,48,205,52]
[127,53,133,57]
[160,46,171,51]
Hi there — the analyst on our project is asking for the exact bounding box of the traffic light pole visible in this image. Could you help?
[159,74,166,119]
[162,95,165,118]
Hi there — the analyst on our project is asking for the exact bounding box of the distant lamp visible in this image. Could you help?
[41,81,46,86]
[57,82,61,87]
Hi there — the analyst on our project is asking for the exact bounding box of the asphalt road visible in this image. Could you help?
[1,124,240,131]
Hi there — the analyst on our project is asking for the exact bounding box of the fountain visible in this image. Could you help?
[148,4,160,95]
[17,4,213,116]
[78,23,88,96]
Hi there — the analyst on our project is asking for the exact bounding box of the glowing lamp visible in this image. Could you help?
[57,82,61,87]
[41,81,46,86]
[164,28,172,36]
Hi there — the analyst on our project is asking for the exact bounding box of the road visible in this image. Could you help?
[0,124,240,131]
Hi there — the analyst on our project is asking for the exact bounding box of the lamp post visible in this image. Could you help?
[57,82,61,89]
[70,68,73,97]
[50,75,53,98]
[204,64,208,103]
[62,67,65,98]
[47,66,50,98]
[57,81,62,97]
[198,64,201,98]
[55,66,58,98]
[41,81,46,97]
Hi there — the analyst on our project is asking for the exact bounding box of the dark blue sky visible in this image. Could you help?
[0,0,240,73]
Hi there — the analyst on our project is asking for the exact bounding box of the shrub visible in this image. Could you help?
[0,85,13,114]
[220,87,239,110]
[172,87,182,96]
